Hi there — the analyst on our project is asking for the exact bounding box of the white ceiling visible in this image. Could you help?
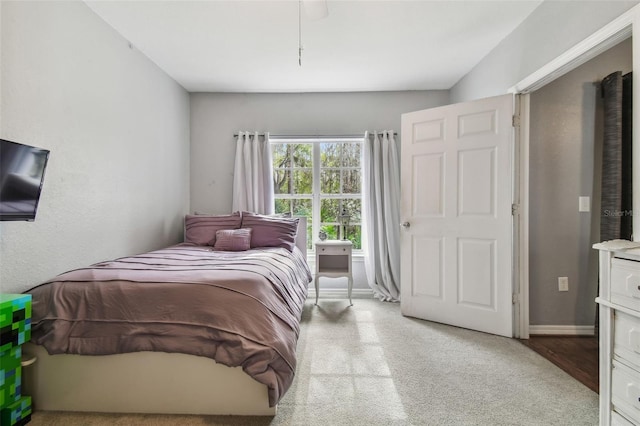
[86,0,543,93]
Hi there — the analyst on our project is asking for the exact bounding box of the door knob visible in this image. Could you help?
[401,222,410,228]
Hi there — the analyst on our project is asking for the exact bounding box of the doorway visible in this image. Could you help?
[528,37,631,336]
[523,36,632,391]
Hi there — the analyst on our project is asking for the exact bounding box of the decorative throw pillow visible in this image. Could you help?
[241,212,299,252]
[213,228,252,251]
[184,212,242,246]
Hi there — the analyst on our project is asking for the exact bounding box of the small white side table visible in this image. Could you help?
[314,240,353,306]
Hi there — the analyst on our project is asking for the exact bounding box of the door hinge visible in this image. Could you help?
[512,294,518,305]
[512,114,520,128]
[511,203,519,215]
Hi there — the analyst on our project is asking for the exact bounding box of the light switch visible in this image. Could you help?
[579,196,590,212]
[558,277,569,292]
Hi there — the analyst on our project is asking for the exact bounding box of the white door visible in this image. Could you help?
[400,94,514,337]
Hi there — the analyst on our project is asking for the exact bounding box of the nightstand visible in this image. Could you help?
[314,240,353,306]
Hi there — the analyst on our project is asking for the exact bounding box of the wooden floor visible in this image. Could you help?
[520,336,599,393]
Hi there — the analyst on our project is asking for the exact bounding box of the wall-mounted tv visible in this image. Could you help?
[0,139,50,221]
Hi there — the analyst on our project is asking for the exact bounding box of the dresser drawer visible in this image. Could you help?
[611,259,640,313]
[316,245,351,256]
[612,410,636,426]
[614,311,640,371]
[612,360,640,424]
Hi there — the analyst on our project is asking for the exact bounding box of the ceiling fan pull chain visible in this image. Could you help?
[298,0,303,66]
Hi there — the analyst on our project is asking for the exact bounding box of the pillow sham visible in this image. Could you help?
[213,228,252,251]
[184,212,242,246]
[241,212,299,252]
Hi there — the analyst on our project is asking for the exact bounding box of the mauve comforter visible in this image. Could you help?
[26,243,312,406]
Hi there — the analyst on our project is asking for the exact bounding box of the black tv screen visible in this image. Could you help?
[0,139,50,221]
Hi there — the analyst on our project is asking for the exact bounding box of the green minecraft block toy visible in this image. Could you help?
[0,364,21,408]
[0,347,22,397]
[0,294,31,423]
[0,294,32,354]
[0,395,31,426]
[0,346,21,372]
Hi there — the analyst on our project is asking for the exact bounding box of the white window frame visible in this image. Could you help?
[270,136,364,254]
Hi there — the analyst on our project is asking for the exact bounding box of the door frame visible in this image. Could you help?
[508,5,639,338]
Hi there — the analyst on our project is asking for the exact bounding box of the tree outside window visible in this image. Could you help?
[272,139,362,250]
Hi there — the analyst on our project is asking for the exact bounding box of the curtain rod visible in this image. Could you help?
[233,132,397,138]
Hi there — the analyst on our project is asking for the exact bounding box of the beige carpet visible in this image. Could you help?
[29,299,598,425]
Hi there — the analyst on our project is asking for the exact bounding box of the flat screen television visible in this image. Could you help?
[0,139,50,221]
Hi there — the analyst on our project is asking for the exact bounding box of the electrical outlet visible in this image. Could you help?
[558,277,569,292]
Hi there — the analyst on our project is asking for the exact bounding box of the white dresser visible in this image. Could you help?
[595,240,640,425]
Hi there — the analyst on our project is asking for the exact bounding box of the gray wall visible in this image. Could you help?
[0,1,191,294]
[450,1,638,103]
[529,38,632,326]
[190,91,449,214]
[448,1,638,326]
[189,91,450,289]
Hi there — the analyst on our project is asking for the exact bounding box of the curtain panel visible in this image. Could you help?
[600,71,632,241]
[363,131,401,302]
[232,132,274,215]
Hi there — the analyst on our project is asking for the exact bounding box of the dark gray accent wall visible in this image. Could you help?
[529,38,632,326]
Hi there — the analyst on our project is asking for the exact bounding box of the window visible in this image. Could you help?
[271,137,363,251]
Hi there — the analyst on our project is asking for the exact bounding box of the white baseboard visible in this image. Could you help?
[307,288,374,299]
[529,325,595,336]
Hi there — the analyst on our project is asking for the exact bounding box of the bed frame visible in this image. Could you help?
[23,344,274,415]
[23,217,308,416]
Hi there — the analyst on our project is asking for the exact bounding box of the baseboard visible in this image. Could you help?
[307,288,374,299]
[529,325,595,336]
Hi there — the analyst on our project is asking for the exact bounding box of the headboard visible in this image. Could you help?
[295,216,308,256]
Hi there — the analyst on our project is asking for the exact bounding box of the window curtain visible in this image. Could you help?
[600,71,632,241]
[232,131,274,215]
[363,130,401,302]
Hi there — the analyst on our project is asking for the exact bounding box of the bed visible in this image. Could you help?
[23,213,311,415]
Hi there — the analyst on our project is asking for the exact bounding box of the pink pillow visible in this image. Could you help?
[213,228,252,251]
[241,212,299,252]
[184,212,242,245]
